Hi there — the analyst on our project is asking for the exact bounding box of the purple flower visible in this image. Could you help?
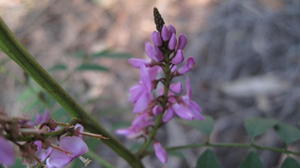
[34,140,52,162]
[0,137,15,166]
[170,82,182,93]
[178,56,196,74]
[168,33,177,50]
[177,34,187,49]
[161,25,171,41]
[172,50,184,65]
[128,58,150,68]
[171,78,204,120]
[154,142,168,163]
[163,108,175,122]
[46,136,88,168]
[116,113,153,139]
[168,25,176,34]
[152,31,162,47]
[34,110,50,125]
[145,42,164,62]
[152,105,163,115]
[129,65,159,113]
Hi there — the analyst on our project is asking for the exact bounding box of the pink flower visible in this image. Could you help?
[161,25,171,41]
[168,33,177,50]
[0,137,15,166]
[177,34,188,49]
[145,42,164,62]
[172,49,184,65]
[128,58,150,68]
[152,31,162,47]
[154,142,168,163]
[34,140,53,162]
[178,56,196,74]
[170,82,182,93]
[171,78,204,120]
[167,25,176,34]
[46,136,88,168]
[129,65,159,113]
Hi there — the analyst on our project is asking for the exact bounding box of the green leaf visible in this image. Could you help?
[49,63,67,71]
[281,157,300,168]
[195,149,221,168]
[75,63,109,72]
[91,50,132,59]
[244,118,278,137]
[274,123,300,144]
[240,152,264,168]
[11,157,26,168]
[181,115,214,135]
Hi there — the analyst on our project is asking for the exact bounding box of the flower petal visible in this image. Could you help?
[154,142,168,163]
[0,137,15,166]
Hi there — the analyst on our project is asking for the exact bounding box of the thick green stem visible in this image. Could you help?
[166,142,300,156]
[0,17,144,168]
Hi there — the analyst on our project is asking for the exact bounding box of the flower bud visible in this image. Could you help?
[171,50,184,64]
[151,31,162,46]
[168,33,177,50]
[161,25,171,41]
[170,82,182,93]
[168,25,176,34]
[178,56,196,74]
[145,42,164,62]
[152,105,163,115]
[154,142,168,163]
[177,34,187,49]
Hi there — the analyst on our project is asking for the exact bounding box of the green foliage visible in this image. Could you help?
[244,118,278,137]
[181,115,214,135]
[11,158,25,168]
[281,157,300,168]
[195,149,221,168]
[48,63,68,72]
[91,50,132,59]
[240,152,264,168]
[75,63,110,72]
[274,123,300,144]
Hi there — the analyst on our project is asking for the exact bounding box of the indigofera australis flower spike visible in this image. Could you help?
[117,7,203,164]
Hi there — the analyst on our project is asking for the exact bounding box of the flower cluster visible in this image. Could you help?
[117,12,203,164]
[0,110,104,167]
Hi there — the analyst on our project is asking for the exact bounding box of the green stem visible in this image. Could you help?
[166,142,300,156]
[0,17,144,168]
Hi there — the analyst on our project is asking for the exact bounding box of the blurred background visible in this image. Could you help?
[0,0,299,167]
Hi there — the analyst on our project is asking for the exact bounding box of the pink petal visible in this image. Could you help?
[152,31,162,46]
[178,57,196,74]
[168,33,177,50]
[154,142,168,163]
[129,84,143,103]
[128,58,149,68]
[163,108,175,122]
[172,50,184,65]
[177,34,188,49]
[0,137,15,166]
[168,25,176,34]
[170,82,182,94]
[47,136,88,168]
[152,105,163,115]
[132,93,151,113]
[172,103,194,120]
[161,25,171,41]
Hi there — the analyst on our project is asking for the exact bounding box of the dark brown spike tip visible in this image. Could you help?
[153,7,165,32]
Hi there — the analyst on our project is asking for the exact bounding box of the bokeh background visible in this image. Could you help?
[0,0,299,167]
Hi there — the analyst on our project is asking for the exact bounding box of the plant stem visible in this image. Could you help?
[0,17,144,168]
[166,142,300,156]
